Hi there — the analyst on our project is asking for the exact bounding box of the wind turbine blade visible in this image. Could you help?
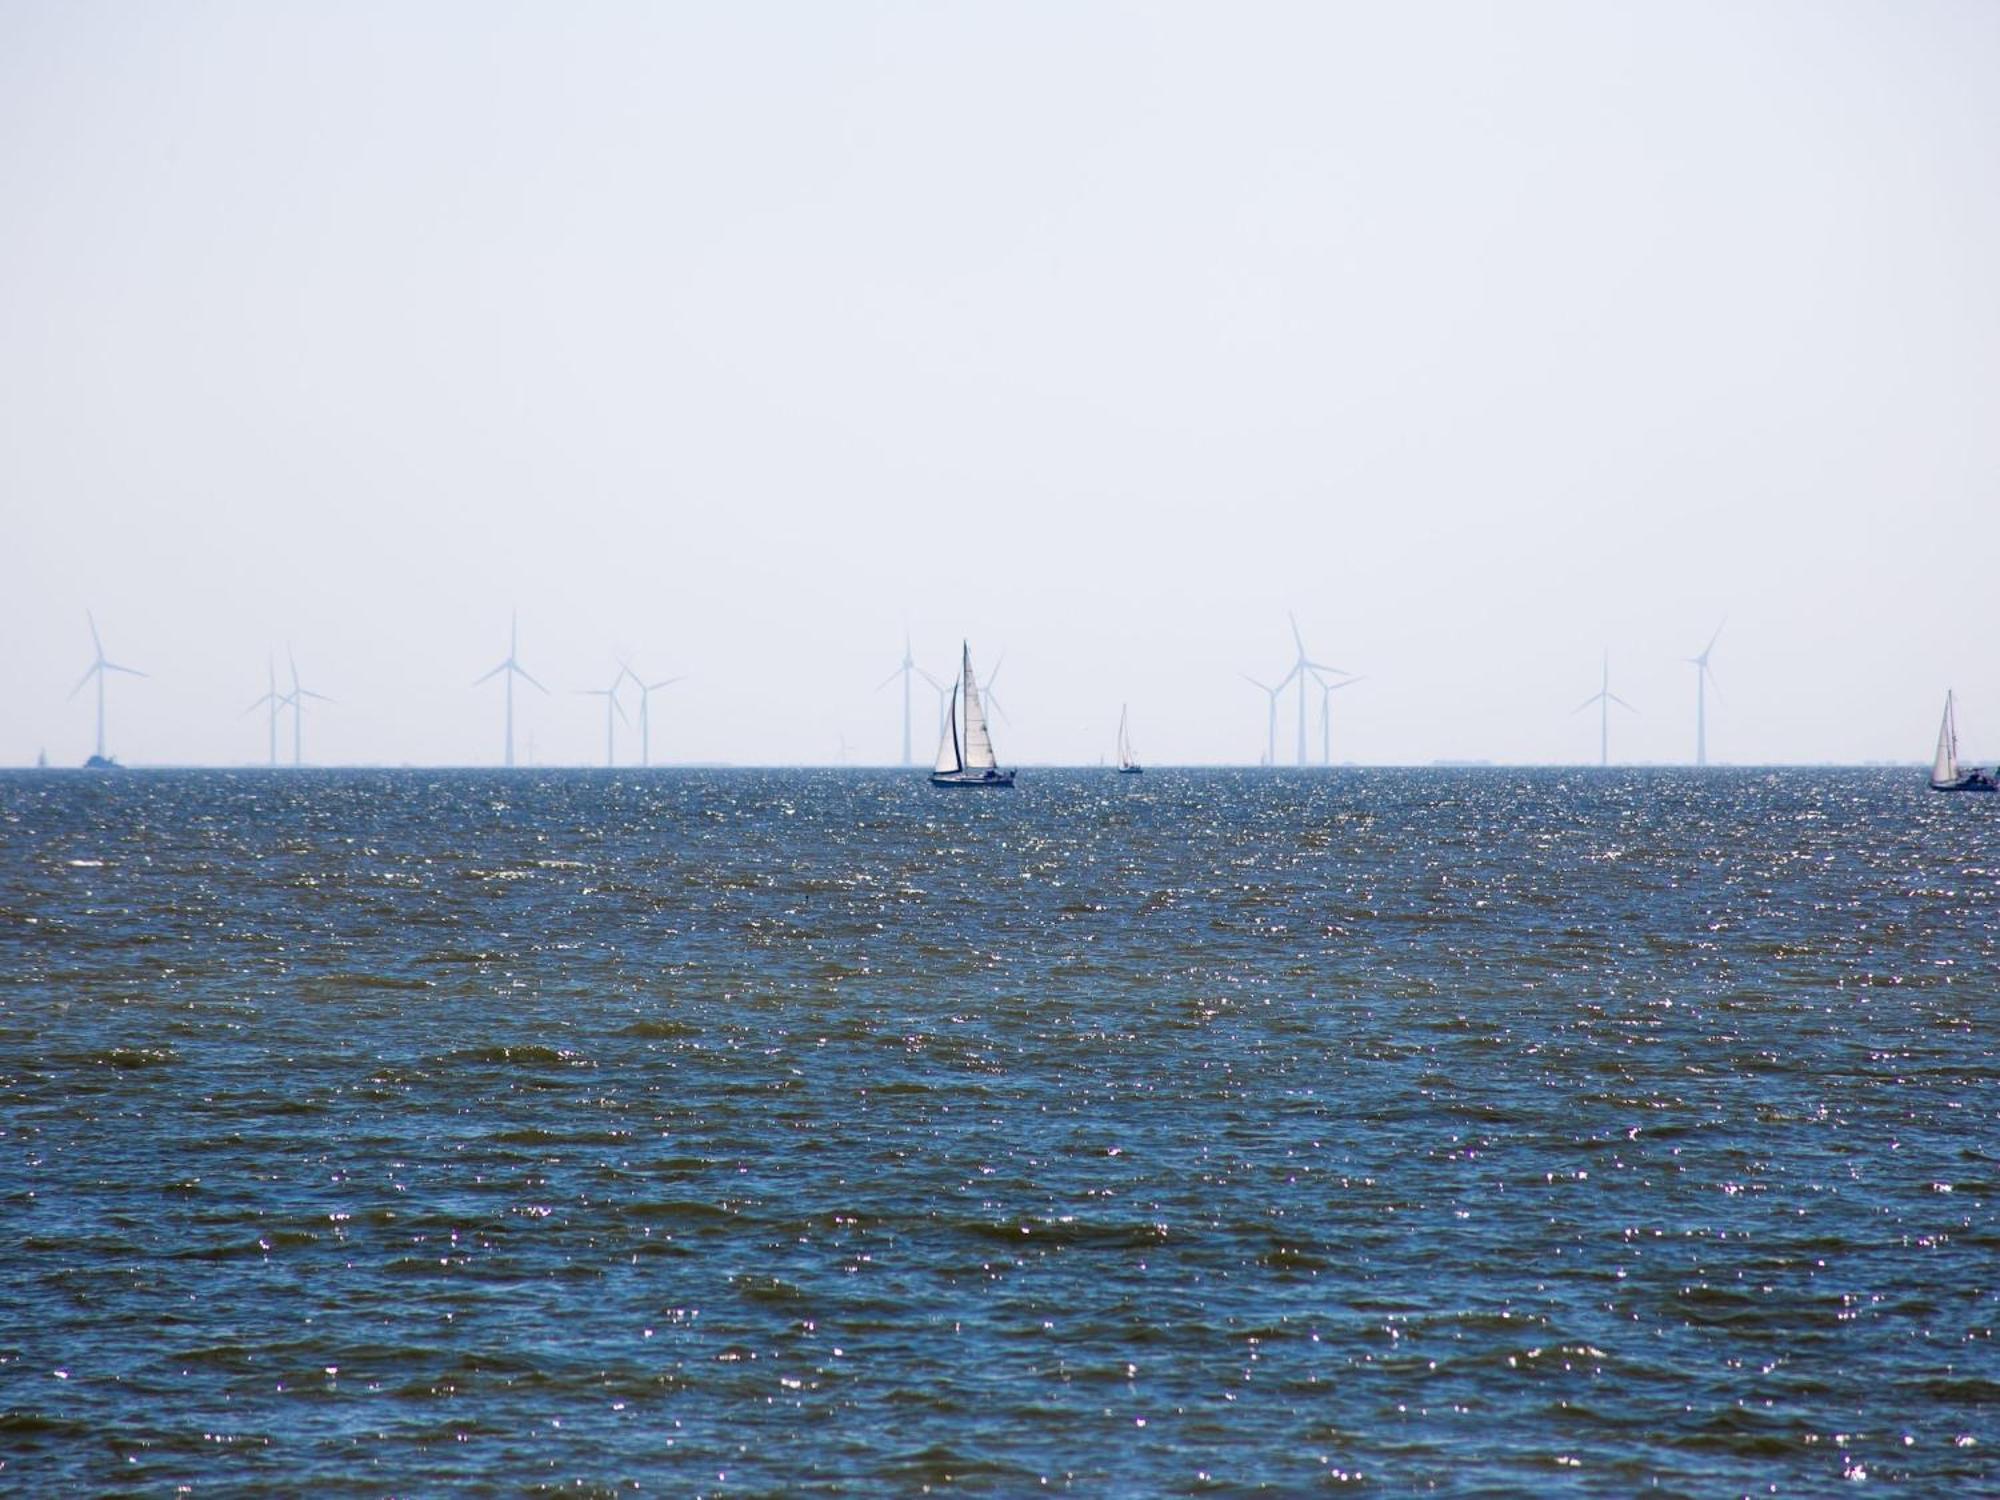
[1275,661,1302,691]
[241,696,271,716]
[474,661,508,686]
[1303,660,1350,678]
[914,667,946,691]
[648,676,685,691]
[986,692,1011,725]
[87,610,104,659]
[1573,693,1605,714]
[67,664,98,699]
[101,662,146,677]
[1241,674,1273,694]
[299,689,334,703]
[517,666,550,694]
[875,666,905,692]
[1289,612,1305,656]
[1608,693,1638,713]
[1705,618,1726,657]
[614,698,630,724]
[984,654,1005,692]
[1328,675,1366,692]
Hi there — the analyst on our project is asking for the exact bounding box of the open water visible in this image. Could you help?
[0,768,1994,1495]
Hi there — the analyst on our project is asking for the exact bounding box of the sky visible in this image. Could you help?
[3,0,1997,767]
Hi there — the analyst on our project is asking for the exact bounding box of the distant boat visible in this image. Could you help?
[1929,691,1997,793]
[930,643,1016,788]
[1115,703,1142,774]
[83,754,120,770]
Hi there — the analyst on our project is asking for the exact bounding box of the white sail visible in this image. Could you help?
[933,683,962,774]
[1933,692,1959,787]
[1117,704,1135,769]
[960,644,997,771]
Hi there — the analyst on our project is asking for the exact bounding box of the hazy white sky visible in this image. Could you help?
[4,1,1997,766]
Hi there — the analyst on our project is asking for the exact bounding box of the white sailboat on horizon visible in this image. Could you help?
[930,643,1016,788]
[1115,703,1142,774]
[1929,690,1997,793]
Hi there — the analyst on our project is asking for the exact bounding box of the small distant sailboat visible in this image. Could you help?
[1930,691,1998,793]
[1115,703,1142,775]
[930,643,1016,788]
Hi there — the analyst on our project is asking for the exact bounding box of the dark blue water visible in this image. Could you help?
[2,769,1994,1493]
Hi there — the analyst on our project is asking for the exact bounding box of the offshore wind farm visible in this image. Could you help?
[23,601,1970,775]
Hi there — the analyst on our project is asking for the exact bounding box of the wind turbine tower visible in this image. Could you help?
[578,671,628,767]
[619,663,685,767]
[474,613,548,768]
[244,656,282,766]
[1688,621,1724,767]
[1318,674,1365,765]
[284,648,333,767]
[1573,651,1637,767]
[1278,614,1350,765]
[69,611,145,765]
[876,633,944,767]
[1242,674,1283,766]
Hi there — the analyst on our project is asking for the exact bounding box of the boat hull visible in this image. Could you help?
[930,769,1016,788]
[1929,774,1999,793]
[1117,765,1143,775]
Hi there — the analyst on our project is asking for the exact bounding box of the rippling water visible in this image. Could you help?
[1,768,1994,1493]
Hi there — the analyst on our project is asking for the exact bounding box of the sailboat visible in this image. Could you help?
[930,643,1016,788]
[1115,703,1142,774]
[1930,691,1998,793]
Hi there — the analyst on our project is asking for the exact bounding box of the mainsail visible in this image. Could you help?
[1117,704,1135,769]
[960,644,997,771]
[1933,692,1959,787]
[934,683,962,775]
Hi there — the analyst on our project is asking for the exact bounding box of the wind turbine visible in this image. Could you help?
[1573,651,1636,767]
[577,671,628,767]
[1277,614,1350,765]
[474,612,547,768]
[875,632,945,767]
[1687,621,1724,767]
[1242,674,1284,766]
[618,662,685,767]
[243,656,283,766]
[1318,674,1366,765]
[69,611,145,765]
[284,647,333,767]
